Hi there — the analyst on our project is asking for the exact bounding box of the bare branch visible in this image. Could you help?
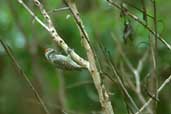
[17,0,89,68]
[112,34,152,113]
[0,40,50,114]
[107,51,139,112]
[135,74,171,114]
[63,0,114,113]
[106,0,171,51]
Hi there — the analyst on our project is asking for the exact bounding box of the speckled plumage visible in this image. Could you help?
[45,48,84,70]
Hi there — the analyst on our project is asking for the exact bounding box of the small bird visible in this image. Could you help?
[45,48,85,70]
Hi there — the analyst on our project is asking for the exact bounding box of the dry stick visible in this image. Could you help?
[7,2,51,112]
[153,0,158,53]
[122,0,154,20]
[113,36,153,114]
[111,0,157,112]
[106,51,139,113]
[17,0,89,68]
[0,40,50,114]
[140,0,148,22]
[106,0,171,51]
[135,51,154,114]
[48,7,69,14]
[140,0,157,113]
[135,50,148,91]
[112,34,146,93]
[63,0,114,114]
[135,74,171,114]
[149,0,158,113]
[17,0,49,30]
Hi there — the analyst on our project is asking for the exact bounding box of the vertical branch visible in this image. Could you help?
[153,0,158,52]
[140,0,147,22]
[139,1,158,113]
[149,0,158,113]
[152,0,158,79]
[55,69,68,113]
[63,0,114,114]
[0,40,50,114]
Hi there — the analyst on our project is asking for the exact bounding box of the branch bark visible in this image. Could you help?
[17,0,114,113]
[63,0,114,113]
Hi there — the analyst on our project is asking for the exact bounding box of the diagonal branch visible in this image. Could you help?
[106,0,171,51]
[17,0,89,68]
[112,34,152,113]
[135,74,171,114]
[0,40,50,114]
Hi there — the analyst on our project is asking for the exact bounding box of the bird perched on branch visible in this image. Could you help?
[45,48,85,70]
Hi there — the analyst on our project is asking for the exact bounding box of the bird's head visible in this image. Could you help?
[45,48,56,60]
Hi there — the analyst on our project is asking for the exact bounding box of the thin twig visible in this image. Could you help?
[17,0,49,31]
[112,34,147,93]
[48,7,69,14]
[66,80,93,89]
[122,0,154,20]
[0,40,50,114]
[106,0,171,51]
[135,50,149,93]
[96,35,139,111]
[112,34,152,113]
[107,51,139,112]
[148,0,158,113]
[135,74,171,114]
[140,0,147,21]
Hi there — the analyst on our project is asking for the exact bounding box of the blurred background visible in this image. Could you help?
[0,0,171,114]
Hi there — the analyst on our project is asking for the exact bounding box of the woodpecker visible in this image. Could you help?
[45,48,85,70]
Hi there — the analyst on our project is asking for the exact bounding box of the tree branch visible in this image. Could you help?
[106,0,171,51]
[63,0,114,113]
[17,0,89,68]
[0,40,50,114]
[135,74,171,114]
